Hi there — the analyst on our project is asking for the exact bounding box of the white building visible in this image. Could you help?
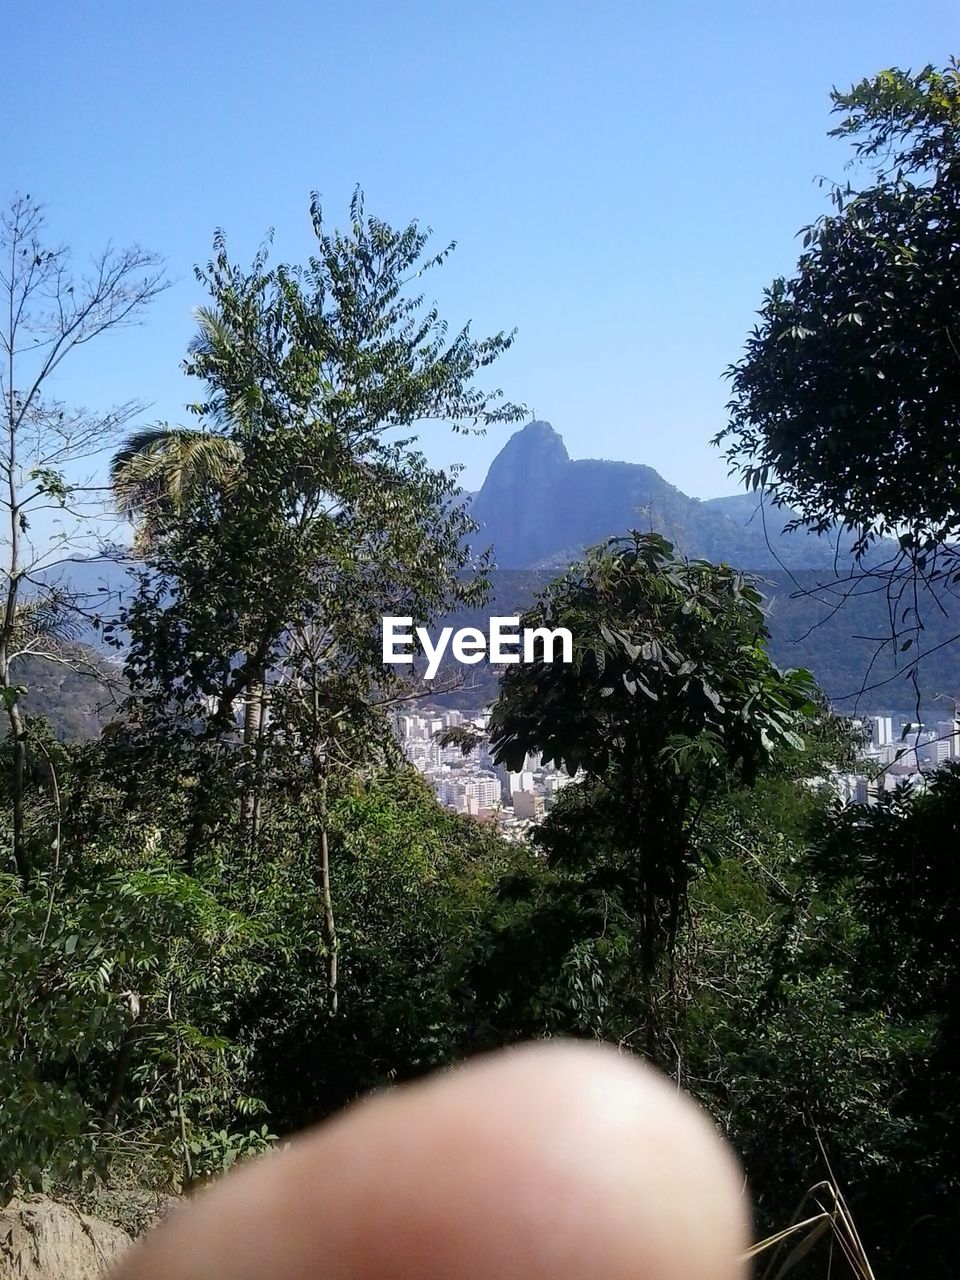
[464,775,501,810]
[870,715,894,748]
[936,719,960,760]
[513,791,545,820]
[509,770,535,795]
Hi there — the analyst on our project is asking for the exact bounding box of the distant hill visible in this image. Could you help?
[452,422,959,718]
[466,420,859,571]
[34,556,138,645]
[7,558,136,739]
[17,649,124,739]
[18,430,958,733]
[424,567,960,721]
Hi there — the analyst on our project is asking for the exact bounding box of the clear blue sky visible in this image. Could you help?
[4,1,958,499]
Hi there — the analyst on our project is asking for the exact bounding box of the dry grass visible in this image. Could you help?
[745,1178,875,1280]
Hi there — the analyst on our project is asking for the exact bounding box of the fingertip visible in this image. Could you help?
[115,1041,750,1280]
[407,1040,750,1280]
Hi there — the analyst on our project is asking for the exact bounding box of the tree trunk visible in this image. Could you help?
[0,634,29,883]
[6,702,27,881]
[103,1022,139,1123]
[1,453,28,882]
[239,662,266,846]
[320,821,338,1014]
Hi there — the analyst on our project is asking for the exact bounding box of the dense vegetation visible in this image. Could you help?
[3,62,960,1280]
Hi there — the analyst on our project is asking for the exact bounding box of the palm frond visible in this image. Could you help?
[111,423,244,545]
[12,590,83,648]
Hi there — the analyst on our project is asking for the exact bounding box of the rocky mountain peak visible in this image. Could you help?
[482,419,569,484]
[467,419,858,572]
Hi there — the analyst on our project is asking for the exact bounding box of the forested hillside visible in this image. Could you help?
[427,567,960,718]
[16,652,122,740]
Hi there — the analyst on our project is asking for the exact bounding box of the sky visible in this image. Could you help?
[4,0,959,506]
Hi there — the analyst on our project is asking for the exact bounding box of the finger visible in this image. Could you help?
[114,1041,749,1280]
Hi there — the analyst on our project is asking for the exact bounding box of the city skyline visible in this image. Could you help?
[397,704,960,834]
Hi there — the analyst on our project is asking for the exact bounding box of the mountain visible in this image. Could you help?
[9,560,133,738]
[17,427,958,731]
[17,649,124,739]
[467,420,858,570]
[455,422,960,718]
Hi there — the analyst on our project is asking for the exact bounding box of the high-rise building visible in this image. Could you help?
[870,716,894,748]
[936,719,960,760]
[509,770,535,795]
[464,776,501,810]
[854,777,877,806]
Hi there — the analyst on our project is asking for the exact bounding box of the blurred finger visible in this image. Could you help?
[114,1041,749,1280]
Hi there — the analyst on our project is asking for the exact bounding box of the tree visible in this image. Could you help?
[0,195,165,881]
[719,60,960,548]
[715,62,960,693]
[488,532,816,1050]
[118,190,522,1012]
[237,767,516,1128]
[122,189,520,736]
[0,709,275,1197]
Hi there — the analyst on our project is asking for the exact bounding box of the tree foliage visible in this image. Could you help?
[717,62,960,555]
[488,532,816,1046]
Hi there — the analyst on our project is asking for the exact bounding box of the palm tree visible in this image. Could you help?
[110,422,266,840]
[110,424,243,555]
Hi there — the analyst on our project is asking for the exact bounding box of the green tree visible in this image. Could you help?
[715,61,960,689]
[487,532,816,1051]
[0,722,273,1197]
[237,768,516,1129]
[122,190,519,742]
[718,61,960,551]
[686,762,960,1278]
[117,190,522,1012]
